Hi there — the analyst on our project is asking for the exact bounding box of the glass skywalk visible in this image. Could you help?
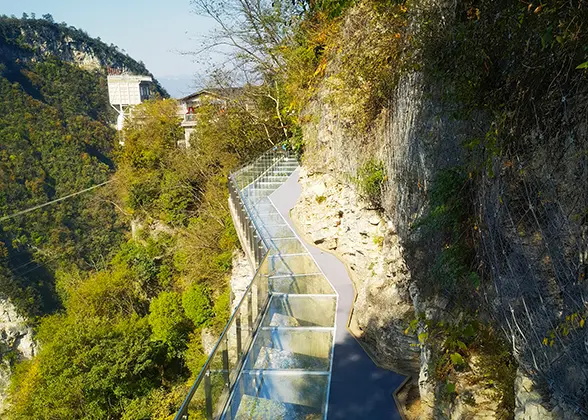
[176,149,337,420]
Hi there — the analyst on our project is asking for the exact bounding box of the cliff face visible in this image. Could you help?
[0,299,36,416]
[291,168,419,374]
[293,0,588,418]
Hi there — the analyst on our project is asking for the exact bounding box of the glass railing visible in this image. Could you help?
[175,246,270,420]
[176,147,337,420]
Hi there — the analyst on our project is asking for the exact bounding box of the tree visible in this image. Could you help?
[182,284,213,327]
[149,291,190,352]
[41,14,54,23]
[191,0,294,75]
[189,0,300,140]
[8,315,167,419]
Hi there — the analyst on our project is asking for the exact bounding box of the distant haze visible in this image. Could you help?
[1,0,217,95]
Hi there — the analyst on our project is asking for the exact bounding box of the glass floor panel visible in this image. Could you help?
[269,254,321,276]
[262,295,337,328]
[223,372,329,420]
[259,224,296,239]
[251,213,285,226]
[245,329,333,371]
[250,203,278,215]
[270,274,336,295]
[267,238,307,255]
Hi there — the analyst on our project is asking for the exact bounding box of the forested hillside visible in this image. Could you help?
[7,95,282,419]
[0,15,178,417]
[0,15,168,318]
[0,14,287,418]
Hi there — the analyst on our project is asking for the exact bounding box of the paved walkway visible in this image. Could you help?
[270,168,406,420]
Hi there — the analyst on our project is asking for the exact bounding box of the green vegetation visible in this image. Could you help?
[0,15,168,319]
[409,167,517,413]
[149,291,190,353]
[0,53,117,318]
[4,54,279,418]
[373,235,384,247]
[407,314,516,414]
[115,99,192,225]
[412,168,477,300]
[182,284,213,328]
[355,159,386,208]
[0,14,275,418]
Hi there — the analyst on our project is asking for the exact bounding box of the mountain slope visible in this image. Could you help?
[0,15,166,318]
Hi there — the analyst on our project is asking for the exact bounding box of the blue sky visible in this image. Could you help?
[0,0,217,96]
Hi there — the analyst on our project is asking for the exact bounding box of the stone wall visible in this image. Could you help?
[290,168,508,418]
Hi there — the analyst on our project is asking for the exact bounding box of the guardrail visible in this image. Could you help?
[175,148,289,420]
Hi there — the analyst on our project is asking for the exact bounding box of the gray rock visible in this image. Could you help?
[291,169,419,377]
[0,298,37,414]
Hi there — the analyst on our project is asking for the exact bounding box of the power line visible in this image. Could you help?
[0,180,114,223]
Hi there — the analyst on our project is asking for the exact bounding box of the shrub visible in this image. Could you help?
[356,159,386,208]
[148,291,189,352]
[211,288,232,332]
[373,235,384,247]
[182,284,213,328]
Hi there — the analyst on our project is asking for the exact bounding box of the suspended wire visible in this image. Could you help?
[0,180,114,223]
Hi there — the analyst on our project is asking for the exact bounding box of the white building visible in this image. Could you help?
[107,70,154,139]
[177,88,242,148]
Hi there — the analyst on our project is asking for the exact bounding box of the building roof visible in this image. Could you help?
[178,87,243,103]
[107,74,153,83]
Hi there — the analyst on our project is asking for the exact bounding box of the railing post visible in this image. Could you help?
[257,272,264,314]
[236,313,242,358]
[248,225,254,260]
[222,339,230,388]
[247,291,253,332]
[204,371,213,420]
[252,233,259,266]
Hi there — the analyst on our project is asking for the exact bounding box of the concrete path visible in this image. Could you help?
[270,168,406,420]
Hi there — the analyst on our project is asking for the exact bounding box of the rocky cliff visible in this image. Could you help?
[0,299,36,416]
[291,0,588,417]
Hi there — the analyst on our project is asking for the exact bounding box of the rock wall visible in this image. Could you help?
[289,167,421,413]
[0,299,36,414]
[300,58,489,419]
[291,168,419,374]
[294,0,588,414]
[229,250,254,311]
[290,168,508,418]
